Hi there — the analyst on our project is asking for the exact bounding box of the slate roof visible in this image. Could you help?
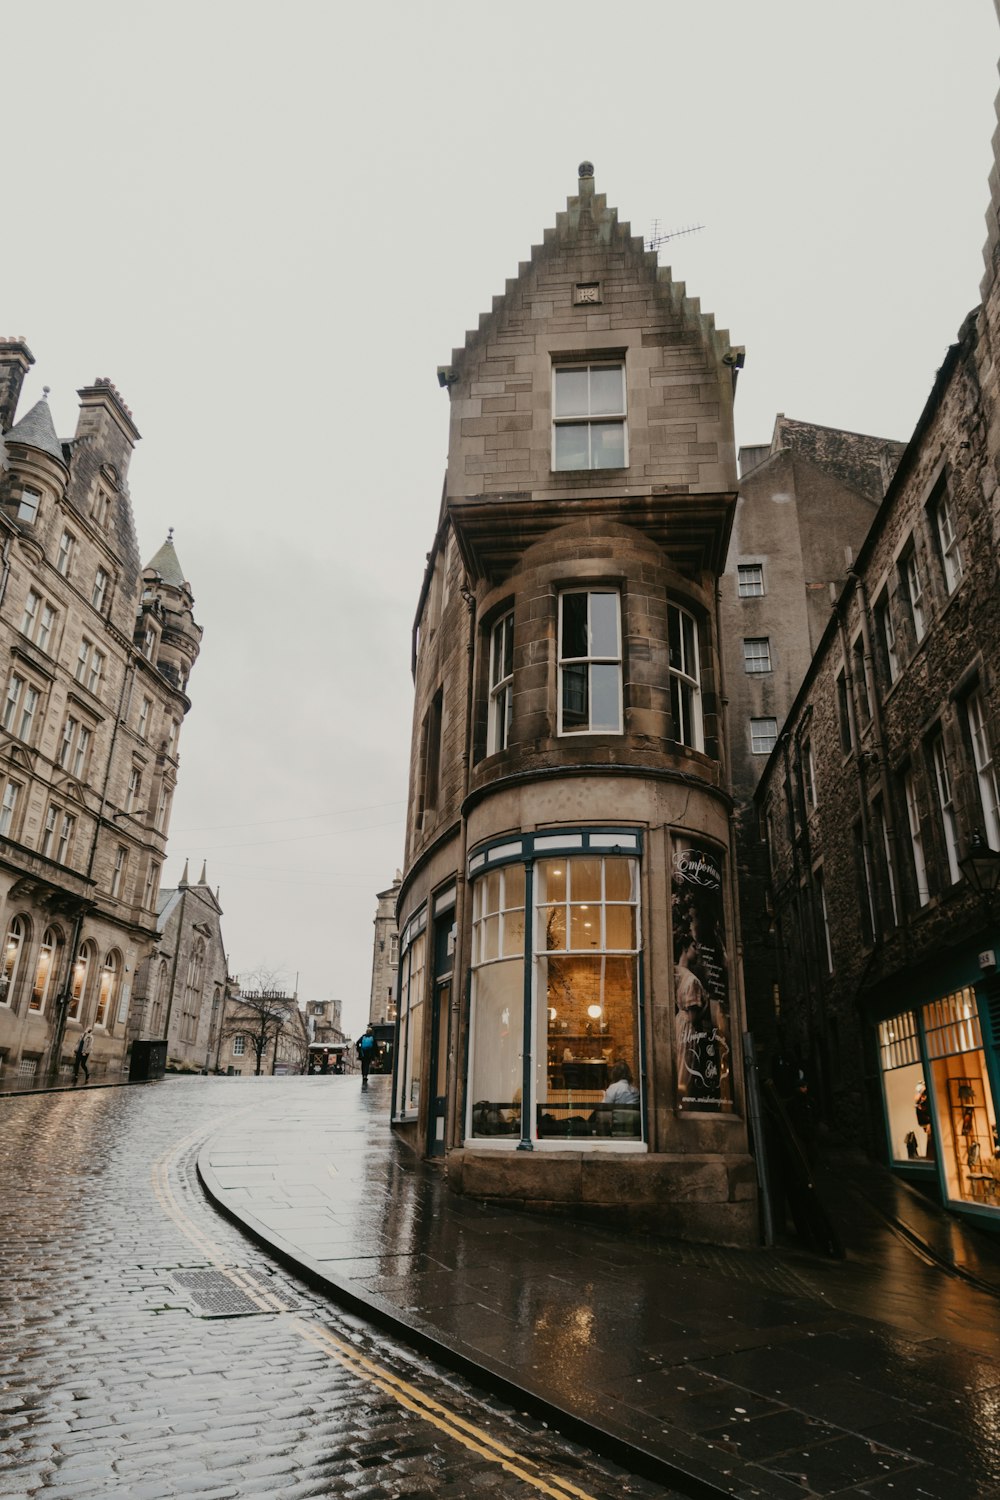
[4,397,64,463]
[145,534,187,588]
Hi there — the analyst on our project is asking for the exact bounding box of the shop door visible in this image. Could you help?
[427,915,453,1158]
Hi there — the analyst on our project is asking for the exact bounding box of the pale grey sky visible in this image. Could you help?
[4,1,997,1037]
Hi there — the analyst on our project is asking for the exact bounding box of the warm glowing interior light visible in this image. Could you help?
[587,1004,602,1020]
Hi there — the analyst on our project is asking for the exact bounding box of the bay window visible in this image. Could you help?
[487,611,514,754]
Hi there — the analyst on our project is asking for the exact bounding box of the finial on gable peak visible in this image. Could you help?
[42,386,50,399]
[578,161,594,180]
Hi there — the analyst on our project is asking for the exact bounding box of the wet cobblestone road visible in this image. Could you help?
[0,1081,677,1500]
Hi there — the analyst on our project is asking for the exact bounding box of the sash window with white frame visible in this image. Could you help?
[552,362,626,471]
[558,590,622,735]
[488,611,514,754]
[966,689,1000,850]
[668,604,703,751]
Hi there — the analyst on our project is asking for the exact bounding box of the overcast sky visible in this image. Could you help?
[4,2,997,1037]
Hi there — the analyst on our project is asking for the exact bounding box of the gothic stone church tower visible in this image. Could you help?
[394,166,757,1245]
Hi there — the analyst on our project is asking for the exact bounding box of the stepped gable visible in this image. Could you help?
[446,163,741,382]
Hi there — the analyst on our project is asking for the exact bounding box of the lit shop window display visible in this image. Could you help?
[671,837,733,1113]
[878,1011,932,1163]
[924,989,999,1207]
[467,850,641,1142]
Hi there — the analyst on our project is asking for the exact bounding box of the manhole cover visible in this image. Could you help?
[166,1268,299,1318]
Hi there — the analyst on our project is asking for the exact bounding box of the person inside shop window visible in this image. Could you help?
[603,1061,639,1107]
[915,1081,935,1159]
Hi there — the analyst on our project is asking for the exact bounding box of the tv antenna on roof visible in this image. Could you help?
[646,220,705,252]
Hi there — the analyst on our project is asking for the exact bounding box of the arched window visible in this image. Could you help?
[0,916,27,1007]
[68,941,94,1021]
[150,957,169,1034]
[29,925,62,1013]
[181,940,205,1042]
[95,950,120,1028]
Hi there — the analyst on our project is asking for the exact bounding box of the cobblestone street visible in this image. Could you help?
[0,1080,673,1500]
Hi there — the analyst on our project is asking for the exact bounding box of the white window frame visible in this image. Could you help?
[233,1035,246,1056]
[815,868,834,973]
[137,696,152,741]
[742,637,771,674]
[17,486,41,523]
[557,590,623,736]
[92,568,109,611]
[125,767,142,814]
[967,690,1000,850]
[110,845,128,898]
[930,732,960,885]
[750,717,777,755]
[877,801,899,928]
[75,640,105,695]
[487,610,514,754]
[668,603,703,751]
[0,778,22,838]
[3,674,40,742]
[737,563,765,597]
[56,530,75,578]
[143,861,161,911]
[551,362,627,472]
[901,545,926,642]
[932,488,963,594]
[802,736,816,809]
[904,768,930,907]
[876,592,898,684]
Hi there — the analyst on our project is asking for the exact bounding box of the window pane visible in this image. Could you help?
[569,858,602,902]
[553,368,588,418]
[502,906,525,957]
[539,904,566,951]
[561,593,588,659]
[604,904,636,949]
[470,959,524,1135]
[504,863,525,908]
[570,904,601,948]
[589,593,619,657]
[605,859,636,903]
[538,861,566,904]
[589,664,621,731]
[590,421,625,469]
[482,870,501,917]
[481,915,499,962]
[589,366,624,415]
[561,663,588,729]
[554,425,588,470]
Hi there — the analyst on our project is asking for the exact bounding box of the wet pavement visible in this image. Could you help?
[0,1079,678,1499]
[198,1076,1000,1499]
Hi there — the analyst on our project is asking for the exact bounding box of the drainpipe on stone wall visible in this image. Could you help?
[714,579,749,1113]
[0,531,12,611]
[446,575,478,1154]
[46,661,136,1084]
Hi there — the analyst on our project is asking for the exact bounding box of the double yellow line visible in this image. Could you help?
[152,1126,602,1500]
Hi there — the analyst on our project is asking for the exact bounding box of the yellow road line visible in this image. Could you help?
[295,1318,599,1500]
[150,1125,603,1500]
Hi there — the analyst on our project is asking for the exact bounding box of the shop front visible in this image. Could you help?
[876,966,1000,1221]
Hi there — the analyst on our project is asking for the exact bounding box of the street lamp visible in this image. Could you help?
[958,828,1000,915]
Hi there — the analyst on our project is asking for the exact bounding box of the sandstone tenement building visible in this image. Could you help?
[395,164,757,1245]
[0,343,201,1085]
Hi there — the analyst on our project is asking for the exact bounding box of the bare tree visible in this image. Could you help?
[224,966,294,1076]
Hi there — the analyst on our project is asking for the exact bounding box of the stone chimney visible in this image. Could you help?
[0,339,35,434]
[74,378,141,479]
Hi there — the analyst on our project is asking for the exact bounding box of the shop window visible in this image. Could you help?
[668,604,703,751]
[558,590,622,735]
[552,362,626,471]
[536,854,641,1138]
[468,866,526,1136]
[0,916,27,1007]
[68,942,93,1022]
[95,951,120,1027]
[395,928,426,1117]
[878,1011,931,1163]
[924,988,998,1207]
[487,611,514,754]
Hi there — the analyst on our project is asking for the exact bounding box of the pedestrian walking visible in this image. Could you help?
[73,1028,93,1085]
[357,1026,375,1085]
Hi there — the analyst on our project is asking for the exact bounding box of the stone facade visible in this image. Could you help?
[218,988,309,1076]
[0,344,201,1086]
[755,73,1000,1220]
[368,876,400,1027]
[129,862,228,1073]
[396,166,758,1246]
[721,418,904,1046]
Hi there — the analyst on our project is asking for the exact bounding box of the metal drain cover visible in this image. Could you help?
[167,1268,299,1318]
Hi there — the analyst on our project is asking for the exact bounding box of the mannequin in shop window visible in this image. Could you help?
[915,1081,934,1159]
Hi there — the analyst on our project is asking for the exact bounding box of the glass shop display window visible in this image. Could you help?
[924,988,1000,1208]
[878,1011,932,1163]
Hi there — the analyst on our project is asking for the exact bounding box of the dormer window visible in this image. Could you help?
[552,362,627,471]
[17,486,41,523]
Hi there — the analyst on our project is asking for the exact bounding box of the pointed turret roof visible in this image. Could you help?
[4,393,64,463]
[198,860,208,886]
[145,529,187,588]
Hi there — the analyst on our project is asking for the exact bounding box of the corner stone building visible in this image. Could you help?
[395,165,757,1245]
[0,342,201,1084]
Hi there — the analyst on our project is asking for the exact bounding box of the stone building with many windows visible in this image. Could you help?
[394,165,757,1245]
[0,341,201,1086]
[754,84,1000,1225]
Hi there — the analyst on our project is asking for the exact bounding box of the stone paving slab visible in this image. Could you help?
[197,1077,1000,1499]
